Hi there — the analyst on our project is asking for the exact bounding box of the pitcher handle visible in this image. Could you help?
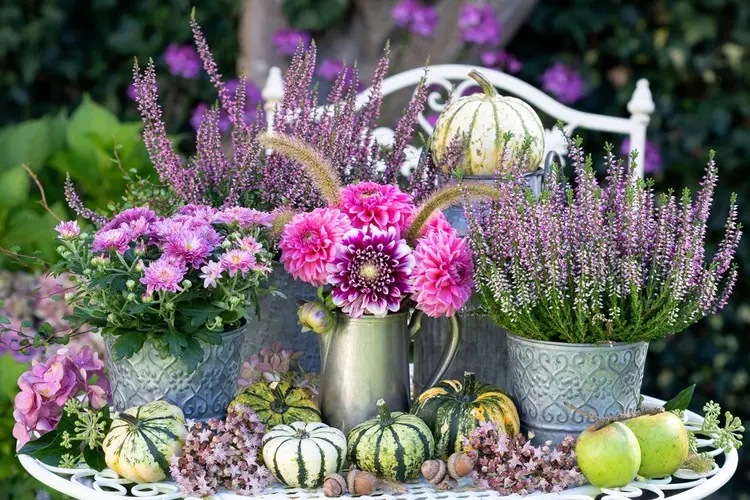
[409,310,461,390]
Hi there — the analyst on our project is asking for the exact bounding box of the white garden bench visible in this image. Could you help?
[261,64,655,177]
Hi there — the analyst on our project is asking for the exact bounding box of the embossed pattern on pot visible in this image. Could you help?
[506,333,648,444]
[104,324,245,420]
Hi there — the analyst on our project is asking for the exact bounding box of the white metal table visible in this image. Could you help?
[18,396,738,500]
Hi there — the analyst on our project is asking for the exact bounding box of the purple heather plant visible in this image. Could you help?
[467,136,741,343]
[466,423,584,495]
[540,63,586,104]
[170,404,272,497]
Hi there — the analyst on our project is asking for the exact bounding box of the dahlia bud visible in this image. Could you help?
[297,300,336,335]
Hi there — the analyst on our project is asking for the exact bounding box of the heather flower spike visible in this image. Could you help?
[260,132,344,206]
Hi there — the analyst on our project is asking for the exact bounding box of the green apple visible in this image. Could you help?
[625,411,689,478]
[576,422,641,488]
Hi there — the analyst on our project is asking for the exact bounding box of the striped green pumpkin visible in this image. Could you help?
[347,399,435,481]
[412,372,520,459]
[231,380,321,427]
[431,70,545,175]
[262,421,347,489]
[102,401,186,483]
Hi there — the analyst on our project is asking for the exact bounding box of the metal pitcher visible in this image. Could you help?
[318,310,460,434]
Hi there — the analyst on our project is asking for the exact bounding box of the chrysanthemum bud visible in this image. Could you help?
[181,279,192,289]
[221,239,232,249]
[126,279,136,290]
[64,292,76,302]
[126,293,136,302]
[142,293,153,303]
[107,313,116,323]
[164,302,175,312]
[297,300,336,335]
[57,245,66,255]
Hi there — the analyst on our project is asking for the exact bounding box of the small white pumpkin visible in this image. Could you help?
[262,421,347,489]
[431,70,545,175]
[102,401,186,484]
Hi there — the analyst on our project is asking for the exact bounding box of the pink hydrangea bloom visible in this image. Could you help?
[279,208,352,286]
[55,221,80,240]
[13,346,109,448]
[339,182,416,232]
[140,255,187,294]
[327,225,415,318]
[220,249,257,278]
[92,228,130,254]
[412,229,473,317]
[214,207,274,228]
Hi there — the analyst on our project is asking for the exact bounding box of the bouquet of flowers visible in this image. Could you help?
[467,136,741,343]
[262,132,498,322]
[50,204,274,369]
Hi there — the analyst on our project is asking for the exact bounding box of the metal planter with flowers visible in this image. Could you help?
[467,136,741,443]
[52,204,276,420]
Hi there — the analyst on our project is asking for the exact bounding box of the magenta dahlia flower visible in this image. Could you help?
[339,182,416,232]
[280,208,352,286]
[411,229,473,317]
[327,225,415,318]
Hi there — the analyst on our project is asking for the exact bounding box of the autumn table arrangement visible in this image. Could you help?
[5,12,745,500]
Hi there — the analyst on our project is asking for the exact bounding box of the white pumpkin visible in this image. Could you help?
[262,421,347,489]
[431,70,545,175]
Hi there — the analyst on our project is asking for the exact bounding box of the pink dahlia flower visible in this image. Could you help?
[55,220,80,240]
[339,182,416,232]
[92,228,130,254]
[327,225,415,318]
[279,208,352,286]
[140,255,187,294]
[412,229,473,317]
[404,210,457,239]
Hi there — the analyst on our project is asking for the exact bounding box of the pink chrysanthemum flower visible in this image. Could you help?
[412,229,473,317]
[214,207,274,228]
[279,208,352,286]
[92,228,130,254]
[55,220,80,240]
[339,182,416,231]
[101,207,157,231]
[140,255,187,294]
[121,216,153,240]
[199,260,223,289]
[164,229,216,267]
[237,236,262,254]
[220,249,257,277]
[327,225,415,318]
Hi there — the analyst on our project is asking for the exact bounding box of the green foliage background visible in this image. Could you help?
[508,1,749,496]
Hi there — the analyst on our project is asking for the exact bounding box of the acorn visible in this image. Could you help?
[435,476,457,490]
[323,473,347,497]
[421,459,448,485]
[447,452,475,479]
[347,469,381,496]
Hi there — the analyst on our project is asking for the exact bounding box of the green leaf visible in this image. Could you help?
[194,329,222,346]
[0,316,10,325]
[181,337,205,373]
[0,166,31,207]
[82,444,107,471]
[0,118,53,173]
[110,331,147,360]
[664,384,696,411]
[162,330,188,359]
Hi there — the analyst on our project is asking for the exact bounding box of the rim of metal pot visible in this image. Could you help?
[505,331,648,349]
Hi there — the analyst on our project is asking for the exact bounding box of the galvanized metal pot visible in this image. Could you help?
[240,263,320,371]
[319,310,460,434]
[104,324,245,420]
[506,333,648,444]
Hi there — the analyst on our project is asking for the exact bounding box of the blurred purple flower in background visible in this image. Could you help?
[391,0,439,37]
[164,43,201,79]
[272,29,311,56]
[620,138,663,174]
[480,49,523,73]
[126,82,138,101]
[317,58,363,90]
[458,4,502,46]
[541,63,585,104]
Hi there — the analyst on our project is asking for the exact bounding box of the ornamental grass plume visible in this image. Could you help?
[467,136,742,344]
